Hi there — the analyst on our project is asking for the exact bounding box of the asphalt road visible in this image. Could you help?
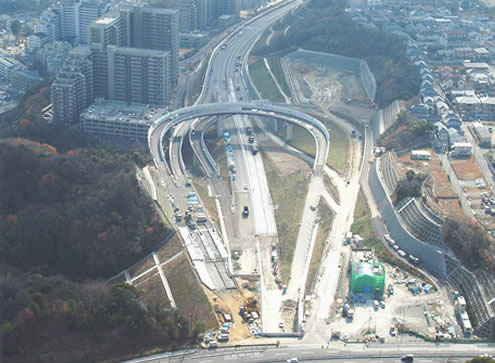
[123,344,493,363]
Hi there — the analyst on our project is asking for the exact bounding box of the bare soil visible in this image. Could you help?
[451,156,484,181]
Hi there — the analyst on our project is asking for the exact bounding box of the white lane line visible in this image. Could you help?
[275,352,288,355]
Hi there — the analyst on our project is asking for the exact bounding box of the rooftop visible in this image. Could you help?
[81,100,168,125]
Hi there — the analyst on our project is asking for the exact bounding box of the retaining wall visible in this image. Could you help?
[370,157,448,278]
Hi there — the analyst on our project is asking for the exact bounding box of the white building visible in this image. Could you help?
[0,56,22,81]
[411,150,431,160]
[473,122,492,147]
[451,142,472,157]
[80,100,168,140]
[27,33,50,52]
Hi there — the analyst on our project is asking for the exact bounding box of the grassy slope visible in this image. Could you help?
[267,57,291,97]
[189,59,208,105]
[284,116,349,175]
[305,199,334,296]
[192,178,219,223]
[166,255,218,331]
[262,152,310,284]
[288,125,317,158]
[249,59,285,102]
[350,191,373,240]
[328,123,349,174]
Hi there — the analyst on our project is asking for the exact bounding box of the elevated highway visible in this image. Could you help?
[148,102,329,179]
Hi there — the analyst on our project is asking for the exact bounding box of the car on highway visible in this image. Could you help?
[248,135,255,143]
[244,184,248,191]
[243,206,249,217]
[286,359,298,363]
[400,354,414,362]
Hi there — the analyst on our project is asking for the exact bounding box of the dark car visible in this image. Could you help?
[242,206,249,217]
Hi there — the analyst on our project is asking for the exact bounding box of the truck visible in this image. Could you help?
[343,304,354,319]
[345,232,353,245]
[196,213,207,224]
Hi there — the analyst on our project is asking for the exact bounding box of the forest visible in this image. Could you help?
[0,84,200,361]
[394,170,427,205]
[443,217,495,273]
[378,111,435,150]
[254,0,421,107]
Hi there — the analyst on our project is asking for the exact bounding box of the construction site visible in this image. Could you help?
[282,49,377,122]
[319,244,461,343]
[372,149,495,339]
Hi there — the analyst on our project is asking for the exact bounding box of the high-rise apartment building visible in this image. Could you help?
[88,11,125,98]
[79,0,111,43]
[133,7,179,85]
[215,0,241,18]
[35,8,63,42]
[107,46,170,105]
[179,0,209,32]
[88,11,125,49]
[51,50,94,123]
[60,0,111,43]
[61,0,80,39]
[51,3,177,124]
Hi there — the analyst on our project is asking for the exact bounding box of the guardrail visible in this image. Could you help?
[201,117,220,175]
[150,103,330,175]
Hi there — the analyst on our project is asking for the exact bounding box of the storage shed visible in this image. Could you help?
[351,262,385,296]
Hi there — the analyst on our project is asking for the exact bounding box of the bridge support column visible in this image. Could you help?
[286,123,293,141]
[192,153,199,168]
[216,118,224,137]
[270,118,278,133]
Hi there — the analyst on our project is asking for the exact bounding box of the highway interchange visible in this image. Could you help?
[142,0,495,361]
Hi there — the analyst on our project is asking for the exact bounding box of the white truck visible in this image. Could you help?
[343,304,354,319]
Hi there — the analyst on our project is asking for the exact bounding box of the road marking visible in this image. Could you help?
[224,357,238,360]
[275,352,288,355]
